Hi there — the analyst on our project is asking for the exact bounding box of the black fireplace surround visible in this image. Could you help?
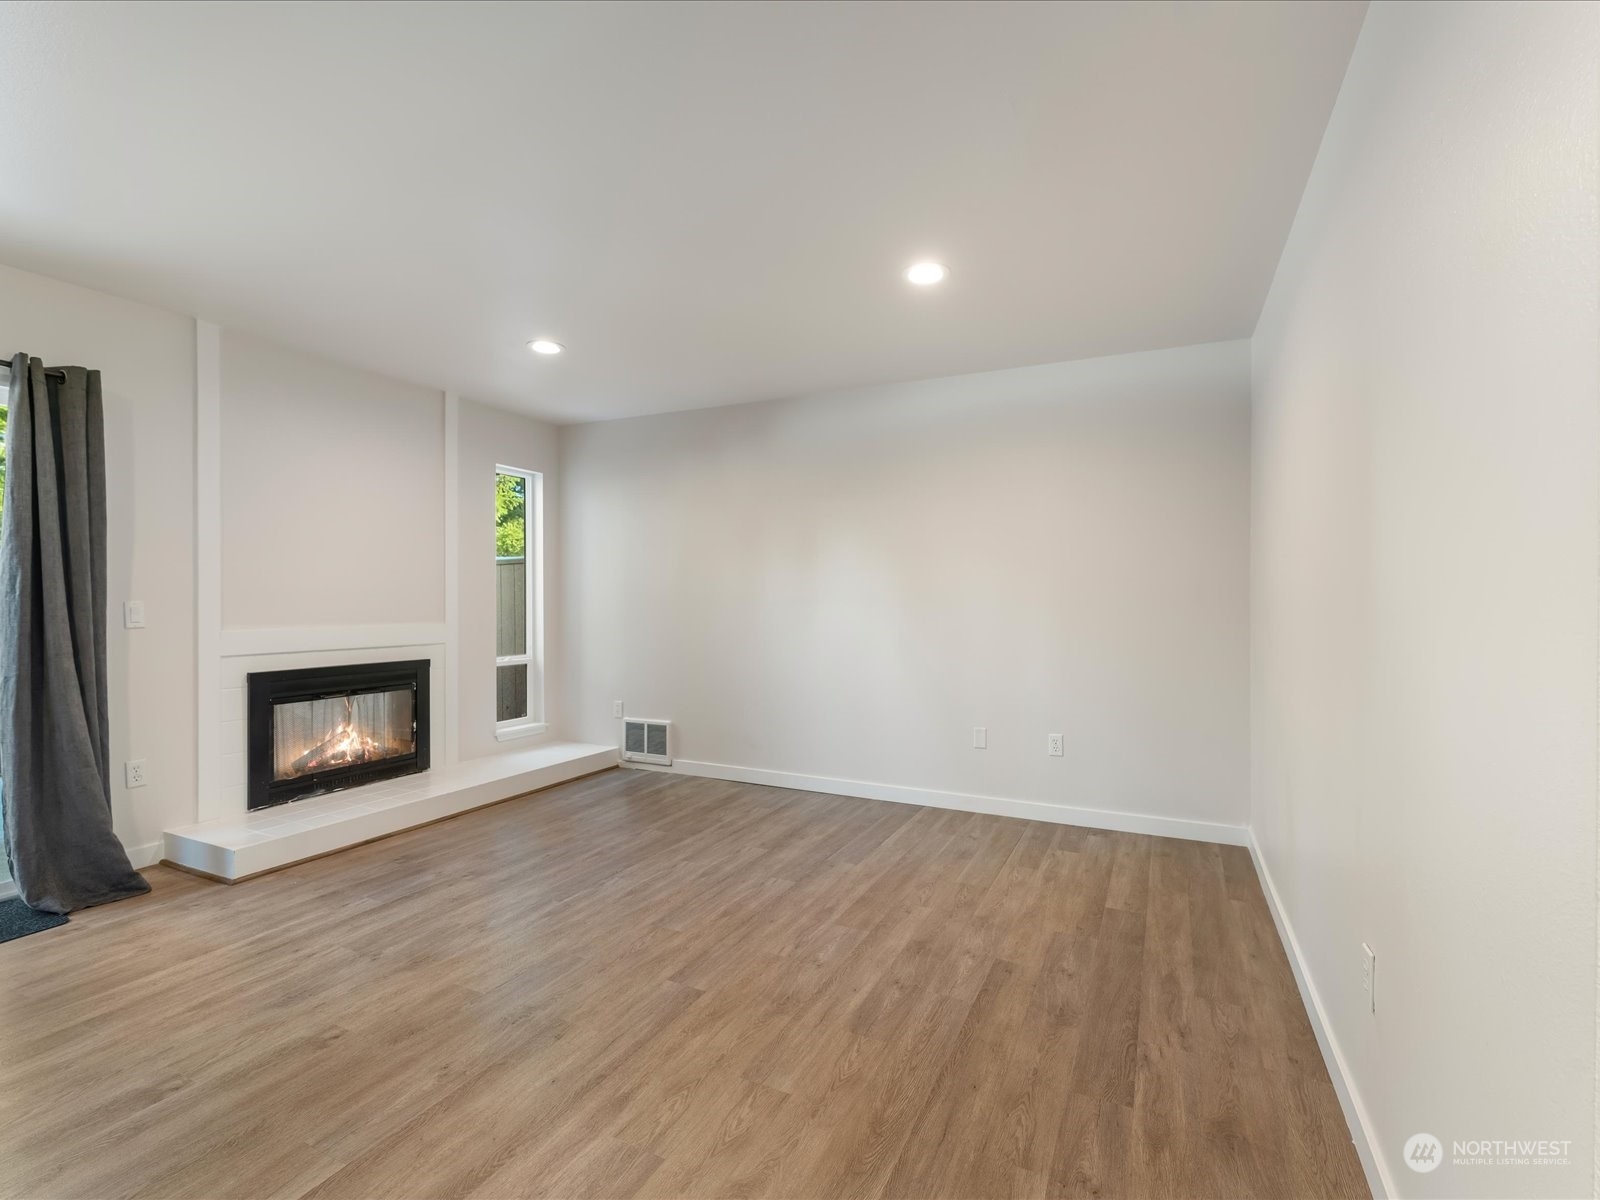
[247,659,430,811]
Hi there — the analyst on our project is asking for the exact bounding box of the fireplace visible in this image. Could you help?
[246,660,430,811]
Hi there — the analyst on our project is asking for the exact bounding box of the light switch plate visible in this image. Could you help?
[123,600,146,629]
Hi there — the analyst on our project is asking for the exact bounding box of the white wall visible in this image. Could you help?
[220,330,445,628]
[0,262,197,858]
[1250,4,1598,1197]
[560,340,1251,835]
[456,397,561,761]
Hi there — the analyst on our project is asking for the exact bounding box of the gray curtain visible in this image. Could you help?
[1,353,148,912]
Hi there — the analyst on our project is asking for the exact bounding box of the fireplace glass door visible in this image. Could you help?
[272,687,416,782]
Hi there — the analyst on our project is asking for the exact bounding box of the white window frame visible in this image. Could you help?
[494,464,545,740]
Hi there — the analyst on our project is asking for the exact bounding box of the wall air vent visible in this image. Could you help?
[622,718,671,765]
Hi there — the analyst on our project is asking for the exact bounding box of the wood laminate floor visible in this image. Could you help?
[0,769,1368,1200]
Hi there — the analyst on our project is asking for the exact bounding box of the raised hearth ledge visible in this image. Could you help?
[165,741,617,882]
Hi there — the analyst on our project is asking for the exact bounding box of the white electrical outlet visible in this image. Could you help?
[1047,733,1064,757]
[612,700,625,719]
[122,600,145,629]
[124,759,147,789]
[973,726,987,750]
[1361,942,1375,1012]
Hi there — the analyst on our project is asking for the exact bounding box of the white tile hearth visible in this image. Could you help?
[165,740,617,881]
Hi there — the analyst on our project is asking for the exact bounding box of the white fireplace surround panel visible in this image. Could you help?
[212,635,444,821]
[188,330,583,873]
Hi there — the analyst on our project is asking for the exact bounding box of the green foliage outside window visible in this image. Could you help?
[495,472,525,558]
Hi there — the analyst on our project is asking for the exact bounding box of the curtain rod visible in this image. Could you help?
[3,357,68,378]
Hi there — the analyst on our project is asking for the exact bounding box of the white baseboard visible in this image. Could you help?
[126,841,164,870]
[1248,831,1393,1199]
[628,757,1248,846]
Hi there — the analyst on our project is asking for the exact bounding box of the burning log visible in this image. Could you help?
[285,696,393,777]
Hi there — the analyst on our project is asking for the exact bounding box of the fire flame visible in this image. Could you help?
[284,695,393,778]
[320,721,385,767]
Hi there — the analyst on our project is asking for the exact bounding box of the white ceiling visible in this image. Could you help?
[0,1,1365,423]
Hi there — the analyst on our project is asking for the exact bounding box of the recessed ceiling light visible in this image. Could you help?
[904,261,948,286]
[528,339,563,355]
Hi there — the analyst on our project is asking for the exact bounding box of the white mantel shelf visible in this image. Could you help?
[165,740,617,882]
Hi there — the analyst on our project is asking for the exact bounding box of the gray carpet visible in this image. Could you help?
[0,896,68,943]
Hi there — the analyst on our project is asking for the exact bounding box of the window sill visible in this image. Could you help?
[494,721,549,743]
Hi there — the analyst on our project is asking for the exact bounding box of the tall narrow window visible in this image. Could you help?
[494,467,542,735]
